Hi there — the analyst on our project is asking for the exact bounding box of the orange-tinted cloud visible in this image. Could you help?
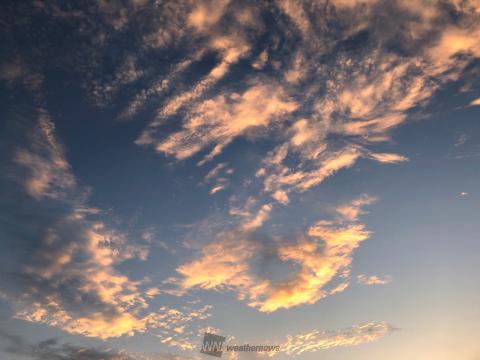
[152,83,298,163]
[5,110,207,340]
[172,195,376,312]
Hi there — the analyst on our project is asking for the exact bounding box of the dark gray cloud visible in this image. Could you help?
[0,330,198,360]
[0,331,138,360]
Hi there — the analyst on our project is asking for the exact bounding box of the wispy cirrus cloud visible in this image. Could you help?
[140,83,298,165]
[281,321,394,356]
[202,162,235,195]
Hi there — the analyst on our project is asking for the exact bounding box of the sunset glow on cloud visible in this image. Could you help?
[1,1,480,359]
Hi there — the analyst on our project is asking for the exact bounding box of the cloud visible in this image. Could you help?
[281,321,394,355]
[140,1,191,49]
[187,0,230,32]
[145,304,212,350]
[0,109,208,340]
[357,274,392,285]
[13,109,76,200]
[1,320,393,358]
[170,195,376,312]
[335,195,377,222]
[2,0,480,352]
[367,153,409,164]
[175,232,257,292]
[470,97,480,106]
[147,83,298,164]
[135,3,264,143]
[0,331,142,360]
[0,61,23,81]
[1,112,145,338]
[152,36,249,121]
[252,49,269,70]
[125,0,480,218]
[91,55,145,107]
[209,184,226,195]
[203,162,234,195]
[0,329,199,360]
[454,133,469,147]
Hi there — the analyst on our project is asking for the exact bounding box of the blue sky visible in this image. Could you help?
[0,1,480,359]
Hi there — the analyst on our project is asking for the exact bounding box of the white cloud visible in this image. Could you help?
[281,322,393,355]
[357,274,392,285]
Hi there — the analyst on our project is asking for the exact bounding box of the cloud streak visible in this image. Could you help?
[281,321,394,356]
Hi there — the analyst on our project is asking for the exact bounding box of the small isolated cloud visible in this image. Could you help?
[357,274,392,286]
[187,0,230,32]
[209,184,226,195]
[368,153,409,164]
[146,304,213,350]
[123,0,480,228]
[469,97,480,106]
[335,195,377,222]
[203,162,234,195]
[0,61,23,81]
[14,109,76,200]
[455,134,469,147]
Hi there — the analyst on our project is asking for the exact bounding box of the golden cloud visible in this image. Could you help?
[152,83,298,163]
[172,195,376,312]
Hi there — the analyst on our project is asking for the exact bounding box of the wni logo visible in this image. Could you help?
[201,333,226,357]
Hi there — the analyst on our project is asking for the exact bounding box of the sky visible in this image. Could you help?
[0,0,480,359]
